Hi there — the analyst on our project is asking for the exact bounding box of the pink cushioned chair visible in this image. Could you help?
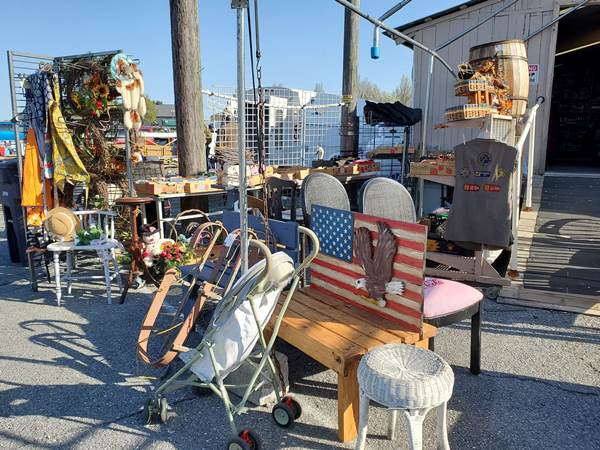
[423,277,484,374]
[360,181,485,375]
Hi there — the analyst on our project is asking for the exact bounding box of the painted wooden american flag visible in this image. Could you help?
[310,206,428,333]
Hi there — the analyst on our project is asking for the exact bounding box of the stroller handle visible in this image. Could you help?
[247,239,273,286]
[297,226,320,274]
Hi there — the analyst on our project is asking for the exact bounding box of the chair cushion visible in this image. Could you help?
[423,277,483,319]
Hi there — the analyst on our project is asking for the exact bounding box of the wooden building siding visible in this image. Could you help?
[401,0,561,173]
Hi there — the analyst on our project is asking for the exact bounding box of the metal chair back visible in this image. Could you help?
[73,210,117,239]
[301,172,350,225]
[360,177,416,223]
[265,177,298,221]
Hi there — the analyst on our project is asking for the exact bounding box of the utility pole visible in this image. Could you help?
[170,0,206,176]
[340,0,360,158]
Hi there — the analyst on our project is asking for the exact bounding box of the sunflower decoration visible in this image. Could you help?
[68,69,117,118]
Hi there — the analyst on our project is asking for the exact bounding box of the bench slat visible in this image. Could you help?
[306,288,433,344]
[289,293,386,353]
[293,290,402,347]
[271,302,363,371]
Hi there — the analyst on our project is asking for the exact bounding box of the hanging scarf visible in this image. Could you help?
[23,71,53,179]
[21,128,53,226]
[48,74,89,192]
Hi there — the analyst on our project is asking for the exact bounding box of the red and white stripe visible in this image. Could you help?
[310,212,427,332]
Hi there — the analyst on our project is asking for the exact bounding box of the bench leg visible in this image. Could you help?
[338,359,359,443]
[415,338,430,350]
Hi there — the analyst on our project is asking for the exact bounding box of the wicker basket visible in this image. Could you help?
[445,104,491,122]
[454,79,494,96]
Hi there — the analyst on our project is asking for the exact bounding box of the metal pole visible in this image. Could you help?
[125,129,134,195]
[400,126,409,184]
[525,0,589,41]
[416,55,434,217]
[508,97,544,275]
[525,116,536,210]
[421,55,435,157]
[234,1,249,273]
[333,0,457,78]
[371,0,413,59]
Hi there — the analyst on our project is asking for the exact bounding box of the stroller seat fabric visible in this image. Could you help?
[180,251,294,382]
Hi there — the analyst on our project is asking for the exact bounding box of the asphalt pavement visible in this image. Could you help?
[0,231,598,449]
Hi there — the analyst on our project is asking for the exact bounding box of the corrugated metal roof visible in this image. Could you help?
[390,0,491,40]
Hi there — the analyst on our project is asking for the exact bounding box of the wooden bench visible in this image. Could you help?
[267,287,436,443]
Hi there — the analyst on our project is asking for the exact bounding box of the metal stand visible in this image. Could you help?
[233,0,249,274]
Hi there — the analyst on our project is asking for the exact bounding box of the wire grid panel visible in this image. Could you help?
[7,52,55,172]
[203,86,342,167]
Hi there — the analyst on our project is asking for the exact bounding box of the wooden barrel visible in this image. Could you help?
[469,39,529,116]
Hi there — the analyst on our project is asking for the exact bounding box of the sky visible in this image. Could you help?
[0,0,465,120]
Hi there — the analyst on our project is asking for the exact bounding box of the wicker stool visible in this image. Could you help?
[355,344,454,450]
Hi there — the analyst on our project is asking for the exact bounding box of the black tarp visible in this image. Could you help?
[363,100,422,127]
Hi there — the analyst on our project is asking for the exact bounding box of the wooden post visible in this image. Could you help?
[340,0,360,158]
[170,0,206,176]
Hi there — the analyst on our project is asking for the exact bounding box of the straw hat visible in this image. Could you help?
[44,207,81,242]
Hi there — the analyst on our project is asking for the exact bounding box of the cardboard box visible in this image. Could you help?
[135,180,183,195]
[410,160,455,176]
[184,180,211,193]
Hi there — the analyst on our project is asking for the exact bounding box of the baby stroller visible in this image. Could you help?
[143,226,319,450]
[137,222,249,369]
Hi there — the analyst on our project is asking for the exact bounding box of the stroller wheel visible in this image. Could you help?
[143,399,163,424]
[227,436,250,450]
[238,428,261,449]
[272,401,295,428]
[143,400,154,425]
[282,396,302,419]
[159,397,169,423]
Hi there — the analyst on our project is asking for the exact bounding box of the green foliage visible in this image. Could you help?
[358,75,413,105]
[144,96,158,124]
[89,194,107,210]
[76,226,103,245]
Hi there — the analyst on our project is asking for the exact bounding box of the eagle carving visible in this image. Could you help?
[353,222,400,305]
